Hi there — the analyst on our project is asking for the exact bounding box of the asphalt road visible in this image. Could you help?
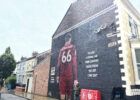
[1,93,27,100]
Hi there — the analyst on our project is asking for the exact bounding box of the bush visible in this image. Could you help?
[6,75,16,89]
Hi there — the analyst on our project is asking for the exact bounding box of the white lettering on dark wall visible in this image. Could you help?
[88,69,96,73]
[51,67,55,75]
[88,51,95,55]
[108,41,117,47]
[85,50,99,79]
[88,74,98,78]
[50,67,55,83]
[86,64,98,68]
[85,59,99,64]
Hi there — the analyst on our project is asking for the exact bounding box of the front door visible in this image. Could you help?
[26,79,29,93]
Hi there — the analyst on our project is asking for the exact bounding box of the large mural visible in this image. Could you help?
[47,7,124,100]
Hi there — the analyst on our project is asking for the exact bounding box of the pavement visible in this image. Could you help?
[0,87,7,93]
[0,87,57,100]
[1,93,27,100]
[12,91,57,100]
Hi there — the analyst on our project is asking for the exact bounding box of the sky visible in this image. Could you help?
[0,0,71,61]
[0,0,140,61]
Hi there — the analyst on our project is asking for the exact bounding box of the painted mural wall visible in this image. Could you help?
[47,6,124,100]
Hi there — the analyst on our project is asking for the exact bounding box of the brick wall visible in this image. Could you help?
[32,57,50,96]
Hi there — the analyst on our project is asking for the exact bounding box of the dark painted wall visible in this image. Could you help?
[54,0,114,36]
[48,8,123,100]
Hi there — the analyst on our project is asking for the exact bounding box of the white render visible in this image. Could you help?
[14,60,26,84]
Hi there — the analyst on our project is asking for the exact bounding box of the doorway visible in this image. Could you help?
[26,79,29,93]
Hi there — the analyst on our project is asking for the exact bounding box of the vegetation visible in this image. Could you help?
[6,75,16,89]
[0,47,16,86]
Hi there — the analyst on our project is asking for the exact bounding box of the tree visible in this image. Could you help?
[0,47,16,85]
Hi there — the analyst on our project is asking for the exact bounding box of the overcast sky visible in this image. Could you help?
[0,0,140,61]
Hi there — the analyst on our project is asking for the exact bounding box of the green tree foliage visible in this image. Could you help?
[0,47,16,82]
[6,75,16,89]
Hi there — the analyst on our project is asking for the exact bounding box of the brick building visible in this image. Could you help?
[32,50,51,96]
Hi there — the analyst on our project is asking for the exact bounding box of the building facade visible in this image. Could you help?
[115,0,140,98]
[14,59,26,84]
[48,0,140,100]
[32,50,51,96]
[24,56,37,93]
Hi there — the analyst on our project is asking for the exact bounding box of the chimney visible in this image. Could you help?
[72,0,77,3]
[32,51,38,56]
[21,56,27,61]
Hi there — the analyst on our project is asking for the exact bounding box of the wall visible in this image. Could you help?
[24,57,37,93]
[48,0,140,99]
[25,58,37,72]
[32,56,50,96]
[48,2,123,100]
[15,61,26,84]
[115,0,140,97]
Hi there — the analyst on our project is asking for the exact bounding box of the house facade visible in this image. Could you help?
[48,0,140,100]
[32,50,51,96]
[14,59,26,84]
[24,56,37,93]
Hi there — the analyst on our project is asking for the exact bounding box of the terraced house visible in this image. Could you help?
[24,55,37,93]
[32,50,51,96]
[14,58,26,84]
[48,0,140,100]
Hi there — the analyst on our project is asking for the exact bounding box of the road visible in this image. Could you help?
[1,93,28,100]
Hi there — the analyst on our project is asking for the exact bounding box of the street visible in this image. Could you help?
[1,93,27,100]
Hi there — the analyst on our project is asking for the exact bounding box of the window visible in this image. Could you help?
[135,49,140,79]
[22,75,24,83]
[20,64,22,69]
[129,16,138,37]
[27,64,30,70]
[132,45,140,84]
[32,61,35,69]
[17,64,20,70]
[32,61,35,66]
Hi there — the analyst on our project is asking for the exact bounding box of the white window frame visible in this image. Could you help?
[27,63,30,70]
[32,61,35,67]
[129,16,138,37]
[132,43,140,84]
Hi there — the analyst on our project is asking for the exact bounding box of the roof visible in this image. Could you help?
[16,59,27,64]
[26,56,36,61]
[17,50,51,64]
[36,50,51,57]
[53,0,114,38]
[36,53,51,67]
